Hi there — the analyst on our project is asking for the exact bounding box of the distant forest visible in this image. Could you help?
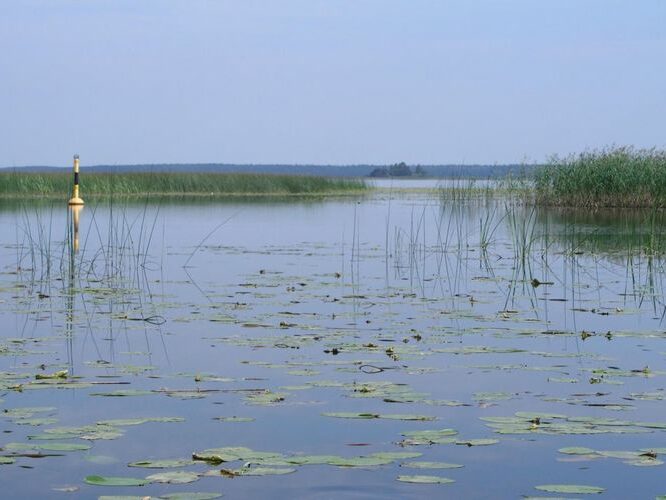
[4,162,537,179]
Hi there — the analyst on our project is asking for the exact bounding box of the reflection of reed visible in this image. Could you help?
[65,205,82,372]
[383,197,666,329]
[14,201,169,373]
[535,207,666,256]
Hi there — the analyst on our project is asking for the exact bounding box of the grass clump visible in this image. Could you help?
[535,147,666,208]
[0,172,366,198]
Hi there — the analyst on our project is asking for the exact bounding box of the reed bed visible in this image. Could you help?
[535,147,666,208]
[0,171,367,197]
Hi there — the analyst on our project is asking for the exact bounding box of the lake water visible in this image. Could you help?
[1,186,666,499]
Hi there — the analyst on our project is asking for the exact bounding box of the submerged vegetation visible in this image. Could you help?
[535,147,666,208]
[0,171,366,197]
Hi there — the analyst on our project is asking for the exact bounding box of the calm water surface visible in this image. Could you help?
[1,187,665,499]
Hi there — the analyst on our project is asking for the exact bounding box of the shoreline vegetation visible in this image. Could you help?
[0,172,367,198]
[535,147,666,208]
[4,146,666,208]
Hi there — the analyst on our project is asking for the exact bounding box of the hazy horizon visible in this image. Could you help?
[2,1,664,167]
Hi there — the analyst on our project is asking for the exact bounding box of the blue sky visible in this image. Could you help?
[1,1,664,166]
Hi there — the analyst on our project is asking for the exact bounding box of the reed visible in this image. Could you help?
[535,147,666,208]
[0,172,367,197]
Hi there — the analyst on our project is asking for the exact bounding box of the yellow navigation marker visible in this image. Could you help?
[68,154,84,206]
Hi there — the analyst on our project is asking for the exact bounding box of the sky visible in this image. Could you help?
[1,0,665,166]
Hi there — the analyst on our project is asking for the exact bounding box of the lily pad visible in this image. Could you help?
[214,417,254,423]
[98,417,184,426]
[14,417,58,426]
[535,484,605,494]
[284,455,344,465]
[81,428,125,440]
[403,429,458,440]
[321,412,378,419]
[193,447,283,464]
[625,458,664,466]
[225,467,296,476]
[84,475,148,487]
[146,471,200,484]
[558,447,597,455]
[4,442,91,452]
[455,439,499,446]
[129,458,194,468]
[380,414,436,421]
[396,475,455,484]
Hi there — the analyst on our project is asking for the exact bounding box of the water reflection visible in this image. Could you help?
[2,191,666,499]
[64,205,82,371]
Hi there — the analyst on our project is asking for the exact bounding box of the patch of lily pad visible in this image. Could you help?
[534,484,605,494]
[396,475,455,484]
[322,412,436,421]
[84,475,148,487]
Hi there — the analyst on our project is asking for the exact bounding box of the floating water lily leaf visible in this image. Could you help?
[4,442,91,452]
[456,439,499,446]
[159,390,208,400]
[2,407,56,418]
[380,414,436,421]
[473,392,513,402]
[244,391,286,405]
[0,456,15,464]
[535,484,605,494]
[558,447,597,455]
[14,417,58,426]
[221,466,296,476]
[28,432,81,440]
[84,475,148,487]
[98,417,184,426]
[322,412,435,421]
[35,370,68,380]
[129,458,194,468]
[515,412,567,420]
[284,455,343,465]
[596,450,641,460]
[146,471,200,484]
[81,428,125,440]
[396,475,455,484]
[625,458,664,466]
[403,429,458,439]
[214,417,254,423]
[321,412,378,419]
[43,425,100,435]
[193,447,283,464]
[401,461,463,469]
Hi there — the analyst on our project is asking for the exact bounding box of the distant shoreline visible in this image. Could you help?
[0,163,537,180]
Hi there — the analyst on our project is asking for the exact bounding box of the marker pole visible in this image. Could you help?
[68,154,84,206]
